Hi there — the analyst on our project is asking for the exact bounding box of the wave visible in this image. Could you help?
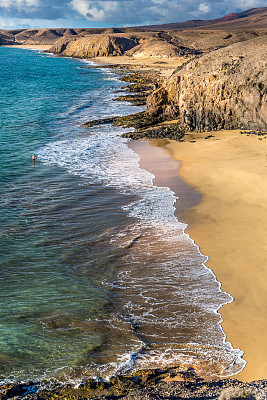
[37,62,246,381]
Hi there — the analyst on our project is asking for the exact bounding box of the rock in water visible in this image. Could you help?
[147,36,267,132]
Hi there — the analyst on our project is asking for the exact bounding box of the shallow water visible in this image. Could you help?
[0,47,245,384]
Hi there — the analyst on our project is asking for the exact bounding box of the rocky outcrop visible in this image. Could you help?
[51,33,201,59]
[165,29,266,53]
[0,28,127,46]
[59,35,139,58]
[0,30,15,45]
[49,36,76,53]
[126,37,194,58]
[15,28,64,44]
[1,374,267,400]
[147,36,267,131]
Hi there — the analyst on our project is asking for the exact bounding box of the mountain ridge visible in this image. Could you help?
[0,6,266,47]
[135,7,267,30]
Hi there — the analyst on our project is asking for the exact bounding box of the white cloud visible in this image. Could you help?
[0,0,266,27]
[198,2,210,14]
[0,0,40,9]
[232,0,266,8]
[70,0,118,20]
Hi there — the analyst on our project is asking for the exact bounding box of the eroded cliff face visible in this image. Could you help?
[57,36,139,58]
[147,36,267,131]
[51,33,198,59]
[125,37,195,59]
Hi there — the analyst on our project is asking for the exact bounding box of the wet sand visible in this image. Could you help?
[163,130,267,381]
[128,138,201,217]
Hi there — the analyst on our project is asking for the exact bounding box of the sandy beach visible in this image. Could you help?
[109,52,267,382]
[1,41,266,400]
[158,130,267,382]
[94,55,186,78]
[3,44,52,51]
[130,131,267,383]
[7,43,266,382]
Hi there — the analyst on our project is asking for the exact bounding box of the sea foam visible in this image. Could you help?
[38,64,246,380]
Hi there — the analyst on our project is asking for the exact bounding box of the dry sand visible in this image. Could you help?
[94,55,187,78]
[3,44,52,51]
[163,130,267,381]
[105,55,267,381]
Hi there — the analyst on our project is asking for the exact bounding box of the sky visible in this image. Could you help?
[0,0,266,30]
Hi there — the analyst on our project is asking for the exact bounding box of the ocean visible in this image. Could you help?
[0,47,245,385]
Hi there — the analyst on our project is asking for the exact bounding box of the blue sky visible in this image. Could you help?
[0,0,265,29]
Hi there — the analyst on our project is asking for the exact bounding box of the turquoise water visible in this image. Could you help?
[0,47,245,384]
[0,48,135,381]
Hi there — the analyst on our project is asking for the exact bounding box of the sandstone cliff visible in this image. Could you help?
[125,37,196,58]
[57,35,139,58]
[0,28,132,46]
[48,28,267,61]
[146,36,267,131]
[50,33,201,59]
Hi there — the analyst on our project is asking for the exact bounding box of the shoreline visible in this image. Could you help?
[2,44,52,51]
[2,134,266,396]
[101,58,267,383]
[165,130,267,382]
[90,57,267,382]
[128,139,202,219]
[92,55,187,79]
[1,46,266,398]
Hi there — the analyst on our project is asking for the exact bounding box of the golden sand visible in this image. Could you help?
[129,138,201,217]
[3,44,52,51]
[164,130,267,381]
[94,55,186,78]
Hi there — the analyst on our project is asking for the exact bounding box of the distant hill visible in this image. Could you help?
[136,7,267,30]
[0,7,266,51]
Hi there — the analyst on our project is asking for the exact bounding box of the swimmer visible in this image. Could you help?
[32,154,36,161]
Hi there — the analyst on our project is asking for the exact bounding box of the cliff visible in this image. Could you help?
[53,35,139,57]
[146,36,267,132]
[0,28,138,46]
[49,29,267,60]
[50,32,202,59]
[125,36,199,58]
[1,7,266,48]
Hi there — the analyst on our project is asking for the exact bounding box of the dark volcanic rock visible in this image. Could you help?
[114,111,162,129]
[1,376,266,400]
[113,93,147,106]
[147,36,267,132]
[122,122,185,140]
[82,117,117,128]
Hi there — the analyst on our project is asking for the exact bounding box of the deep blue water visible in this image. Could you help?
[0,47,245,384]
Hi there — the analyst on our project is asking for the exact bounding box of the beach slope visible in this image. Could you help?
[166,130,267,382]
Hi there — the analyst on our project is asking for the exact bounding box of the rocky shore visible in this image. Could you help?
[80,37,267,139]
[146,36,267,132]
[1,8,266,399]
[1,368,267,400]
[80,65,187,140]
